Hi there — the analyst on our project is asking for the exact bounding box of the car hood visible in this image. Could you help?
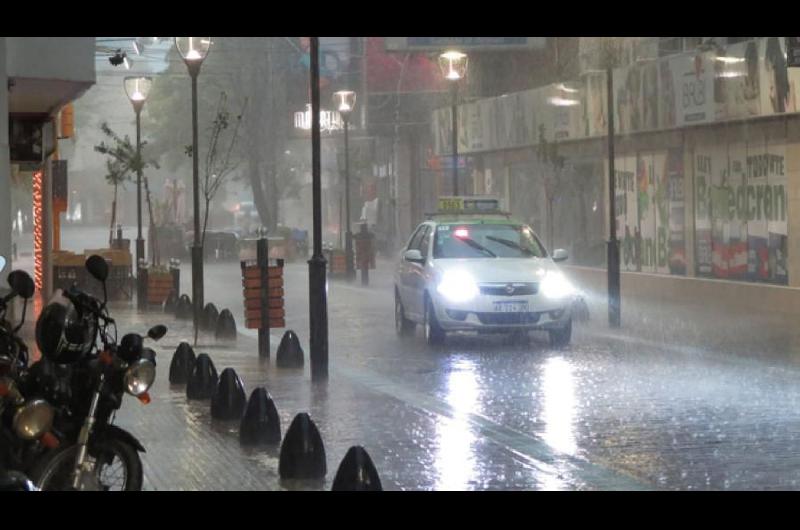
[432,257,559,283]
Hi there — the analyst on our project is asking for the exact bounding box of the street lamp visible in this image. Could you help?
[124,76,152,311]
[333,89,356,280]
[175,37,212,340]
[438,50,468,196]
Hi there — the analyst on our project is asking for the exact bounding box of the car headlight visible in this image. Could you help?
[124,359,156,396]
[437,270,479,303]
[13,399,55,440]
[540,271,575,299]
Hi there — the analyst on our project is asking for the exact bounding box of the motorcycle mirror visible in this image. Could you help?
[118,333,144,363]
[85,255,109,283]
[7,270,35,300]
[147,325,167,341]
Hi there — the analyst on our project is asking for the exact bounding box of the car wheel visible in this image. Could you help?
[548,318,572,349]
[424,294,446,346]
[395,291,416,336]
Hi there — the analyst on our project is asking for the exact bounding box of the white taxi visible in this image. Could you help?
[394,197,575,347]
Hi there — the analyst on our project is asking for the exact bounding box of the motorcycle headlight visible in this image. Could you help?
[13,399,55,440]
[436,270,479,303]
[124,359,156,396]
[540,271,575,299]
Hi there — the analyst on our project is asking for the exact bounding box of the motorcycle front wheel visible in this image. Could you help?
[30,438,143,491]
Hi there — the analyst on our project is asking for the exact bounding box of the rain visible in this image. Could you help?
[2,36,800,491]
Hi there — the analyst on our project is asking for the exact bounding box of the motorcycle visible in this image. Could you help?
[0,258,60,480]
[27,255,166,491]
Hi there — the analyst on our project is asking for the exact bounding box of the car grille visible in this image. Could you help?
[476,312,541,325]
[479,283,538,296]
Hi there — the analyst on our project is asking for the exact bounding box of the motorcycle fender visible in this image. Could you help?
[96,425,146,453]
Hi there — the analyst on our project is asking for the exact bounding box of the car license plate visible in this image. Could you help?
[493,300,529,313]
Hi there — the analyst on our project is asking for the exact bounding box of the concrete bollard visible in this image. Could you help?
[276,330,304,368]
[211,368,247,420]
[239,387,281,445]
[175,294,193,320]
[168,342,196,385]
[279,413,326,479]
[202,303,220,331]
[186,353,218,400]
[331,446,383,491]
[215,309,237,341]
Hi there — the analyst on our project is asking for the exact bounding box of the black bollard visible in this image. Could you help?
[202,303,220,331]
[278,413,326,479]
[215,308,237,341]
[175,294,193,320]
[331,446,383,491]
[276,330,304,368]
[169,342,196,385]
[239,387,281,445]
[211,367,247,420]
[163,290,178,314]
[186,353,218,400]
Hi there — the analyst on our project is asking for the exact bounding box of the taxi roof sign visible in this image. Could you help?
[437,196,503,214]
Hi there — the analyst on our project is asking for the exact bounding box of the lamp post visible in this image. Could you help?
[308,37,328,381]
[124,76,152,311]
[439,50,468,196]
[175,37,212,339]
[333,90,356,280]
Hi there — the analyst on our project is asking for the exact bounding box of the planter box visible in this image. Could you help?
[146,271,174,304]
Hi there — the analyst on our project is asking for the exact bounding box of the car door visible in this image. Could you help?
[407,225,432,319]
[398,224,426,319]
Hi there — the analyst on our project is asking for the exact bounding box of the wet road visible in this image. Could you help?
[164,257,800,490]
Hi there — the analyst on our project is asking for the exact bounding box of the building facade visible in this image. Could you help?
[430,37,800,291]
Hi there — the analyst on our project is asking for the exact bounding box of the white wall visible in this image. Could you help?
[6,37,95,83]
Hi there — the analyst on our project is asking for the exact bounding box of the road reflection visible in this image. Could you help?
[434,359,479,490]
[541,356,578,456]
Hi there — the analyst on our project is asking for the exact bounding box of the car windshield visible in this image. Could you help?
[432,224,547,259]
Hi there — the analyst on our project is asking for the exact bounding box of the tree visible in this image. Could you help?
[143,37,305,233]
[536,124,566,250]
[191,91,246,246]
[101,158,129,246]
[94,122,159,256]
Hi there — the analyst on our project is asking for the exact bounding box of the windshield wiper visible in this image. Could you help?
[454,237,496,257]
[485,235,535,256]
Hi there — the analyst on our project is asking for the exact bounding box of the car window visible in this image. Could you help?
[419,226,432,258]
[407,225,426,251]
[433,223,547,259]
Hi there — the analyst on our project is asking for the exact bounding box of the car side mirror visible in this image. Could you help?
[552,249,569,262]
[403,249,425,264]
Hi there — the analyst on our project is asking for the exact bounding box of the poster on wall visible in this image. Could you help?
[714,40,761,121]
[676,52,715,127]
[583,71,607,137]
[760,37,799,115]
[659,56,678,130]
[695,139,789,284]
[637,153,656,272]
[694,148,714,276]
[615,155,638,271]
[665,149,686,275]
